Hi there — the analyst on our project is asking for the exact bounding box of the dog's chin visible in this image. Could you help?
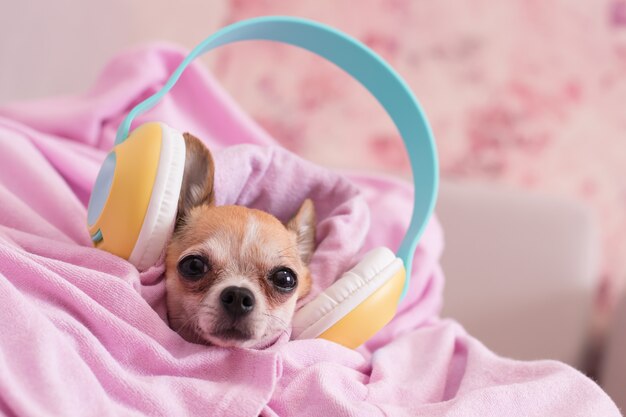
[205,328,255,348]
[199,327,284,349]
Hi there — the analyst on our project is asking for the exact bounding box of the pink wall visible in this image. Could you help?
[218,0,626,306]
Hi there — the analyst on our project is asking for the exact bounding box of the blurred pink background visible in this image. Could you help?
[213,0,626,310]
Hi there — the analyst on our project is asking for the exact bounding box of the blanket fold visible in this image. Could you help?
[0,44,619,416]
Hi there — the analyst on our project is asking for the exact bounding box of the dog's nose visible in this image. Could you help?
[220,286,255,318]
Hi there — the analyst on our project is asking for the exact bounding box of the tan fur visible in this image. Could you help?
[165,133,315,348]
[178,132,215,219]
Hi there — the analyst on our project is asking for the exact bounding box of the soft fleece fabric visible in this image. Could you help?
[0,45,619,417]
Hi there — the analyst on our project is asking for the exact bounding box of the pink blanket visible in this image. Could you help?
[0,45,619,416]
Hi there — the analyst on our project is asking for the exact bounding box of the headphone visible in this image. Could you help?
[87,16,438,349]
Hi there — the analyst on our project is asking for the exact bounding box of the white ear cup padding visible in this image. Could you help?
[292,247,402,340]
[128,124,186,270]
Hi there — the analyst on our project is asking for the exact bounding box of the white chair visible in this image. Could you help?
[438,180,600,368]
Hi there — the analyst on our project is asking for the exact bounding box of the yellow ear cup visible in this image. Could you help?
[292,248,406,348]
[317,266,405,349]
[87,122,185,269]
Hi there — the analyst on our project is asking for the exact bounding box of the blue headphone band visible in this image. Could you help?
[115,16,439,300]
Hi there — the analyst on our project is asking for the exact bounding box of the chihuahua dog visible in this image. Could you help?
[165,133,315,348]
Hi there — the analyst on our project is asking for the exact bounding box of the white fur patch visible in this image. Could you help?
[199,236,229,264]
[242,216,261,253]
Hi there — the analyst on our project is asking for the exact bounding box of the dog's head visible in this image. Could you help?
[165,133,315,348]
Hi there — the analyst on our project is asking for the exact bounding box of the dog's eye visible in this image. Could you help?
[269,268,297,292]
[177,255,209,280]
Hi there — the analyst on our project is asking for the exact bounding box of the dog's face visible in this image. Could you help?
[165,133,315,348]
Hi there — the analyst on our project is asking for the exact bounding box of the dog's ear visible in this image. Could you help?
[177,133,215,222]
[286,199,316,264]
